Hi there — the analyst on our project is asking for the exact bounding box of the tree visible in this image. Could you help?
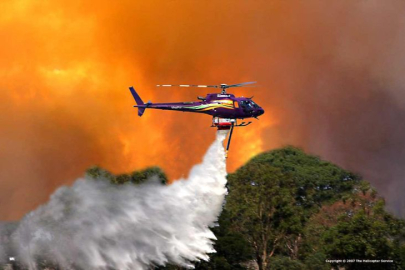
[250,146,360,211]
[321,199,405,269]
[225,147,362,269]
[269,256,306,270]
[195,209,254,269]
[86,166,114,181]
[86,166,168,185]
[127,166,168,185]
[226,162,299,270]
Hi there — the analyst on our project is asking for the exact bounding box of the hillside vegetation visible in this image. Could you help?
[91,146,405,269]
[161,146,405,270]
[4,147,404,269]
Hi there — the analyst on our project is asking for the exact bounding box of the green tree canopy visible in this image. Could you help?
[86,165,168,185]
[223,146,404,270]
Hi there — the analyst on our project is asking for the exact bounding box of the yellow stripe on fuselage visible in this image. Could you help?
[197,104,234,111]
[212,99,233,104]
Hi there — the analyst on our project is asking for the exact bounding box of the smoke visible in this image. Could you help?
[0,131,228,269]
[2,0,405,220]
[0,227,6,263]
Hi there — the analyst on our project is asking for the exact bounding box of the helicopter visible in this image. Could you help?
[128,82,264,157]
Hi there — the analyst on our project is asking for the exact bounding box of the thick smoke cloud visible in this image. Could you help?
[0,131,228,269]
[261,1,405,216]
[1,0,405,220]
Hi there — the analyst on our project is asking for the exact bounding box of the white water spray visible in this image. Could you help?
[3,130,228,269]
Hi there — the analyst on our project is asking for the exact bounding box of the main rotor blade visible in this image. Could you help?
[156,84,218,88]
[226,81,257,88]
[156,81,257,89]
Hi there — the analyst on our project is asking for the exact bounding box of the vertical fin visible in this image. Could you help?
[129,86,146,116]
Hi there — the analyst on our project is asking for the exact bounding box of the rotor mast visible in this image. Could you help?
[220,84,228,94]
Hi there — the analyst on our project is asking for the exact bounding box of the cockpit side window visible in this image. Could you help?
[240,100,250,108]
[234,101,239,108]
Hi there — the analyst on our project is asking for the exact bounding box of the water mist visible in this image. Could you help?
[1,130,229,269]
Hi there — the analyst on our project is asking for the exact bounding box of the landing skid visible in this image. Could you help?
[235,121,252,127]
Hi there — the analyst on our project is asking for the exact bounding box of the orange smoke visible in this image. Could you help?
[2,0,405,220]
[0,0,280,220]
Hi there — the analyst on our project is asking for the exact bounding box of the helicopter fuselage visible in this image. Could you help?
[134,93,264,119]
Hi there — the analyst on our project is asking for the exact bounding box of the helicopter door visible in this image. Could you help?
[240,100,248,109]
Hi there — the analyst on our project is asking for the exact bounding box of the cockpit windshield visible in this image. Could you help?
[240,100,259,109]
[250,100,259,108]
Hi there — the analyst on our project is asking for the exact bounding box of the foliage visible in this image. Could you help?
[226,163,299,270]
[250,146,360,210]
[303,252,330,270]
[268,256,306,270]
[86,166,114,181]
[222,146,367,270]
[201,209,253,269]
[319,200,405,269]
[86,165,168,185]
